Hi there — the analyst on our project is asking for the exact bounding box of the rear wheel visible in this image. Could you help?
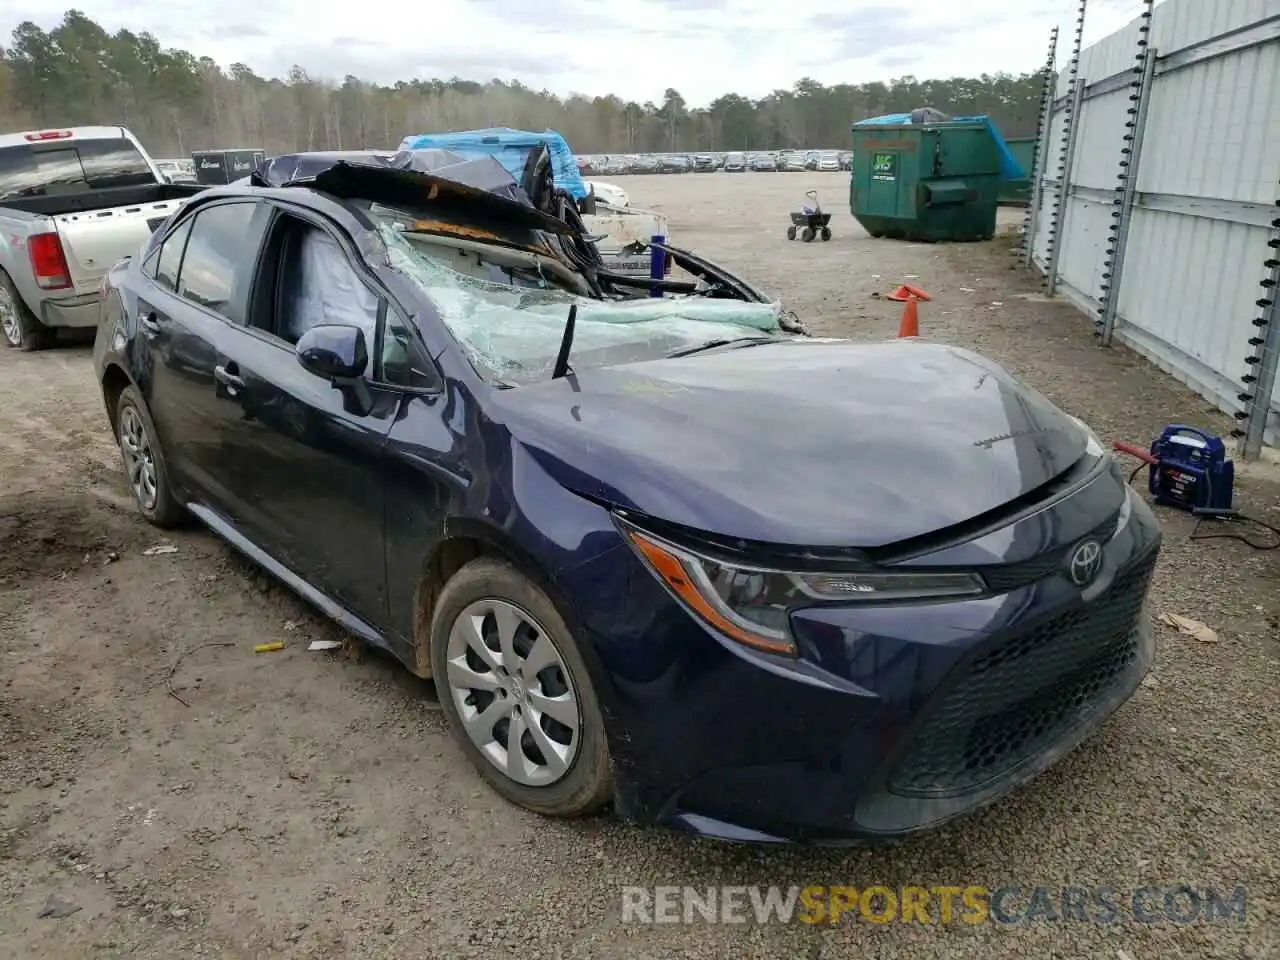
[821,227,832,242]
[431,558,612,817]
[0,272,53,352]
[786,225,797,241]
[115,385,186,527]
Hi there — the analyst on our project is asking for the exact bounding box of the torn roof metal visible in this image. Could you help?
[251,150,577,237]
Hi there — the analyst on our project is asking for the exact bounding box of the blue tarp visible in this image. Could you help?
[397,128,590,200]
[853,113,1026,181]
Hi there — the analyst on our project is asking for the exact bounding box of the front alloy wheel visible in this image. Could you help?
[445,599,580,786]
[430,559,612,817]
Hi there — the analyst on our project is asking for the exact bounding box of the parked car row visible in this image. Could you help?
[579,149,851,175]
[155,157,196,183]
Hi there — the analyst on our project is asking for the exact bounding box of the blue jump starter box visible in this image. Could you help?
[1148,425,1235,512]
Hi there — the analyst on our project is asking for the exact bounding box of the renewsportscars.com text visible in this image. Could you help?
[621,885,1248,926]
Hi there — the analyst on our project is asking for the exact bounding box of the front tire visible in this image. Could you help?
[115,385,186,527]
[431,558,612,817]
[0,272,53,352]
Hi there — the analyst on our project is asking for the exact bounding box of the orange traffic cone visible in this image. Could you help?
[886,282,928,337]
[897,297,920,338]
[886,283,931,302]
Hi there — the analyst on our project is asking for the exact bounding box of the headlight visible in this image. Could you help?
[617,518,986,657]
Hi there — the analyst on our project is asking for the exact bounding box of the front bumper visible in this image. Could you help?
[572,483,1162,843]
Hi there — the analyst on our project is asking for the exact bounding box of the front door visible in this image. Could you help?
[211,326,397,625]
[195,205,397,626]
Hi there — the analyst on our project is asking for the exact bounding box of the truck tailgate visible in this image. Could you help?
[581,207,670,276]
[54,196,191,294]
[584,207,668,248]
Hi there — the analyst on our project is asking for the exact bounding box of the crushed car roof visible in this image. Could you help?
[250,149,576,236]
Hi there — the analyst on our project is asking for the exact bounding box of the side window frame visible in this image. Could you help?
[145,216,195,293]
[251,200,443,393]
[140,246,160,280]
[141,208,191,280]
[253,209,381,350]
[376,300,441,393]
[171,199,271,326]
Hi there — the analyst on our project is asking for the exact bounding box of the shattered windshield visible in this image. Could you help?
[376,223,786,385]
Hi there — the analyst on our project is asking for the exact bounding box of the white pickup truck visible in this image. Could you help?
[0,126,205,350]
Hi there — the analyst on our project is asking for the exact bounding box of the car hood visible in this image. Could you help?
[492,338,1089,548]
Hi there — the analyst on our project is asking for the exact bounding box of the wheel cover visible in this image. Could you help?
[445,599,582,787]
[0,284,20,347]
[118,406,159,511]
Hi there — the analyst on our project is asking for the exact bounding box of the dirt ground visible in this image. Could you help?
[2,171,1278,960]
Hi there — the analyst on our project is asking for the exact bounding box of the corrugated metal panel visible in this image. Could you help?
[1032,0,1280,448]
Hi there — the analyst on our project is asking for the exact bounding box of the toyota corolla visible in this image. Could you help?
[93,149,1161,843]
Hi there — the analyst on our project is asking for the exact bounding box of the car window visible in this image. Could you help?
[0,138,154,200]
[76,138,156,189]
[176,202,265,323]
[275,222,379,347]
[153,218,194,292]
[376,221,782,385]
[32,147,88,194]
[0,145,39,200]
[379,306,437,390]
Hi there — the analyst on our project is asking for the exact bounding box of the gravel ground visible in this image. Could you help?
[1,171,1277,960]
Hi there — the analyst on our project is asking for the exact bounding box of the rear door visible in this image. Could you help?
[132,213,196,467]
[134,199,273,506]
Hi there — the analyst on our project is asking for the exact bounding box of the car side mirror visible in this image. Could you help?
[295,324,373,416]
[296,324,368,380]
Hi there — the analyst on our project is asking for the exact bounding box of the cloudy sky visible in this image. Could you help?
[4,0,1152,106]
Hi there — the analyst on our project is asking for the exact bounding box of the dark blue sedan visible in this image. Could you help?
[93,151,1161,843]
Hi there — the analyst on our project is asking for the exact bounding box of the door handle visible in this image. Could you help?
[214,363,245,391]
[139,313,160,336]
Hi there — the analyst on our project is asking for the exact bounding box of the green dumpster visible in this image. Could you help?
[998,137,1037,206]
[849,118,1005,242]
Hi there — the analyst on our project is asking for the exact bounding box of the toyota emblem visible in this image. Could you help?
[1067,539,1103,586]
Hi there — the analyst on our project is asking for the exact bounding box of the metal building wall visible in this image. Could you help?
[1028,0,1280,453]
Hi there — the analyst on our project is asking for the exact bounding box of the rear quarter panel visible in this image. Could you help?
[91,257,140,394]
[0,211,52,312]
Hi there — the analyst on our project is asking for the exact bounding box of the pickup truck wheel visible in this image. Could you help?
[0,272,53,352]
[431,558,612,818]
[115,386,186,527]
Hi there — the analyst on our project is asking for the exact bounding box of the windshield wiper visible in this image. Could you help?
[667,336,778,358]
[551,303,578,379]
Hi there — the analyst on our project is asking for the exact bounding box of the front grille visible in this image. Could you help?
[888,547,1157,798]
[979,513,1120,593]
